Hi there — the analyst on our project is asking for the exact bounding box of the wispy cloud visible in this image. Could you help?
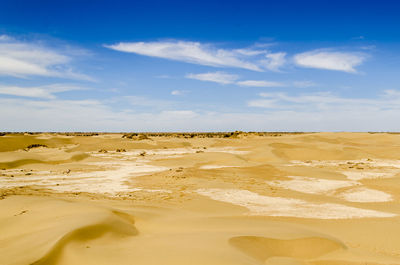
[294,50,366,73]
[186,71,238,84]
[186,71,285,87]
[3,91,400,131]
[105,40,287,72]
[260,52,286,71]
[171,90,185,96]
[248,90,400,111]
[0,97,199,131]
[237,80,285,87]
[0,36,92,80]
[0,84,87,99]
[106,40,369,75]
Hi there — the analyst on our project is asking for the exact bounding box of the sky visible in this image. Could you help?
[0,0,400,132]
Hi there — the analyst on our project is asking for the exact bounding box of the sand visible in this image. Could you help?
[1,132,400,265]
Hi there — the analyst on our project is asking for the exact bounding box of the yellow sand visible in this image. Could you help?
[1,132,400,265]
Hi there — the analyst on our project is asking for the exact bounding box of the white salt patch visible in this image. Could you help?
[267,176,358,195]
[370,160,400,168]
[342,171,394,180]
[91,147,248,158]
[200,165,239,170]
[0,162,168,195]
[196,188,396,219]
[146,147,249,155]
[290,159,400,169]
[209,147,250,155]
[339,187,393,203]
[0,146,246,195]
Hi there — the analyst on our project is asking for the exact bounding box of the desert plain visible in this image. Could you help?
[1,132,400,265]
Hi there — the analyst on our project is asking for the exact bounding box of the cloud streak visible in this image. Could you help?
[3,91,400,132]
[186,71,238,84]
[0,36,92,80]
[186,71,285,87]
[0,84,88,99]
[105,40,288,72]
[237,80,285,87]
[260,52,286,71]
[294,50,366,73]
[248,90,400,111]
[106,40,367,74]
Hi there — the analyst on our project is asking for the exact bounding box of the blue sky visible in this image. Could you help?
[0,0,399,131]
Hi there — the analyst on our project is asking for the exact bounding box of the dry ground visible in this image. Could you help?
[1,132,400,265]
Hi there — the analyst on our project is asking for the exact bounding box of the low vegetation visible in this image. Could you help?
[122,133,151,140]
[25,144,48,150]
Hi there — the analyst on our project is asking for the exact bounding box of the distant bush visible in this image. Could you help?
[122,133,151,141]
[25,144,48,150]
[116,149,126,152]
[137,134,149,140]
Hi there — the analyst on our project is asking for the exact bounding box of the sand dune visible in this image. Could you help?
[1,132,400,264]
[230,235,345,262]
[0,196,137,265]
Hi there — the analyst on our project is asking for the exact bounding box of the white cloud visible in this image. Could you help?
[248,91,400,111]
[247,99,278,108]
[186,71,238,84]
[0,84,87,99]
[0,97,201,131]
[3,90,400,131]
[105,40,287,72]
[260,52,286,71]
[171,90,184,96]
[294,50,365,73]
[237,80,285,87]
[233,48,267,56]
[186,71,285,87]
[0,38,92,80]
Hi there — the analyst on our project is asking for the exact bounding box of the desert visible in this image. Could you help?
[1,132,400,265]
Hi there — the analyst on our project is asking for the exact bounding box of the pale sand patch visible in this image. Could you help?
[339,187,393,203]
[290,159,400,169]
[200,165,239,170]
[341,171,393,180]
[0,162,168,194]
[267,176,358,194]
[196,189,396,219]
[91,147,248,158]
[0,146,247,195]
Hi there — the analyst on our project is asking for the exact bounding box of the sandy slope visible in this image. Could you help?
[1,132,400,265]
